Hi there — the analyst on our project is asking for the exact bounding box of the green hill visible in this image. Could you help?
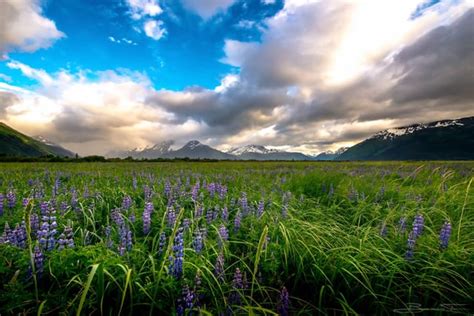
[0,122,75,157]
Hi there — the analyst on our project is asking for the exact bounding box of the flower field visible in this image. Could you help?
[0,161,473,315]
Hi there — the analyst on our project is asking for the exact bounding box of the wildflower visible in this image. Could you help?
[105,226,113,248]
[405,231,416,260]
[169,227,184,279]
[413,214,424,238]
[122,196,132,210]
[191,183,199,202]
[207,183,216,198]
[193,229,204,254]
[33,245,44,277]
[221,206,229,222]
[277,287,290,316]
[218,224,228,248]
[143,202,153,234]
[234,212,242,232]
[6,190,16,209]
[167,206,176,227]
[0,193,3,216]
[240,192,248,215]
[439,221,452,250]
[398,217,407,233]
[214,253,225,281]
[229,268,243,305]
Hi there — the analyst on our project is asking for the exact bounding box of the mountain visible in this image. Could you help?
[0,122,75,157]
[108,140,174,159]
[315,147,349,160]
[337,117,474,160]
[228,144,313,160]
[162,140,235,160]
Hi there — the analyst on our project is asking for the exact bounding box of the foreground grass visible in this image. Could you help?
[0,161,473,315]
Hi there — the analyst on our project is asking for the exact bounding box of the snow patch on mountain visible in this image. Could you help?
[227,145,280,155]
[371,120,464,140]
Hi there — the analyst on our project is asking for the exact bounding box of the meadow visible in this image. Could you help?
[0,161,473,315]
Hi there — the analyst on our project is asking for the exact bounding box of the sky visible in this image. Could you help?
[0,0,473,156]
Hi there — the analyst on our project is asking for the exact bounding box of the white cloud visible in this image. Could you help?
[181,0,238,19]
[144,20,167,40]
[0,0,64,55]
[126,0,163,19]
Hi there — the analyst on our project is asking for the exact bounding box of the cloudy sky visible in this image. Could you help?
[0,0,473,155]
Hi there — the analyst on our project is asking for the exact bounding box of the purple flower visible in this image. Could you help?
[33,245,44,277]
[412,214,424,238]
[143,185,153,202]
[122,196,133,210]
[118,225,132,256]
[218,224,228,249]
[240,192,248,215]
[0,193,3,216]
[221,206,229,222]
[167,207,176,227]
[111,208,124,226]
[229,268,243,305]
[194,206,203,218]
[169,227,184,279]
[234,212,242,233]
[405,231,416,260]
[398,217,407,233]
[164,180,171,197]
[105,226,113,248]
[191,183,200,202]
[277,287,290,316]
[207,183,216,198]
[158,232,166,255]
[6,190,16,209]
[38,202,57,251]
[214,253,225,281]
[143,202,153,234]
[439,221,452,250]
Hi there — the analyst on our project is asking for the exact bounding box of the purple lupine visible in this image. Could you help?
[412,214,424,238]
[164,180,171,197]
[240,192,248,215]
[143,202,153,234]
[0,193,3,216]
[169,227,184,279]
[158,232,166,255]
[105,226,113,248]
[129,211,136,223]
[70,189,78,211]
[194,206,203,218]
[207,183,216,198]
[122,196,132,210]
[14,222,27,248]
[33,245,44,277]
[257,199,265,218]
[1,223,16,245]
[191,183,200,202]
[277,287,290,316]
[22,198,31,207]
[167,206,176,227]
[221,206,229,222]
[111,208,124,226]
[229,268,243,305]
[38,202,57,251]
[439,221,452,250]
[218,224,228,249]
[53,177,61,197]
[132,176,138,190]
[214,253,225,281]
[143,185,153,202]
[193,229,204,254]
[118,225,132,256]
[405,231,416,260]
[6,191,16,209]
[398,217,407,233]
[234,212,242,232]
[206,209,214,224]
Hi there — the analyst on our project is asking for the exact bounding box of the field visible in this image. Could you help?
[0,161,473,315]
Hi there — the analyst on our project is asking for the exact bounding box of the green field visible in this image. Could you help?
[0,162,473,315]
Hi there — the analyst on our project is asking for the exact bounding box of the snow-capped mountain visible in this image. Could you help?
[227,144,280,156]
[33,135,75,157]
[162,140,234,160]
[315,147,349,160]
[338,116,474,160]
[371,119,465,141]
[108,140,174,159]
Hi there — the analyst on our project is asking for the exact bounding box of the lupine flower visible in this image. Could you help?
[193,229,204,254]
[169,227,184,279]
[105,226,113,248]
[122,196,132,210]
[1,223,16,245]
[257,199,265,218]
[14,222,27,248]
[277,287,290,316]
[183,218,191,230]
[234,212,242,232]
[38,202,57,251]
[129,211,136,223]
[191,183,200,202]
[158,232,166,255]
[70,189,78,211]
[218,224,228,248]
[164,180,171,197]
[0,193,3,216]
[217,184,227,200]
[229,268,243,305]
[111,209,124,226]
[22,198,31,207]
[405,231,416,260]
[240,192,248,215]
[33,245,44,277]
[6,191,16,209]
[143,202,153,234]
[132,176,138,190]
[413,214,424,238]
[194,206,203,218]
[221,206,229,222]
[143,185,152,202]
[207,183,216,198]
[214,253,225,281]
[118,225,132,256]
[167,207,176,227]
[206,209,214,224]
[439,221,452,250]
[398,217,407,233]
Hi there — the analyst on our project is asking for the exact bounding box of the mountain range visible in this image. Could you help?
[1,116,474,160]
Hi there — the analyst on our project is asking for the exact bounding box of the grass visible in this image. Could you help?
[0,161,473,315]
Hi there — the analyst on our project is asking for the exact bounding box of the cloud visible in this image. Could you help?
[0,0,64,55]
[181,0,238,19]
[144,20,167,40]
[0,91,19,118]
[126,0,163,19]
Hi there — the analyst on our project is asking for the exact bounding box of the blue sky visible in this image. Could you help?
[1,0,283,91]
[0,0,472,155]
